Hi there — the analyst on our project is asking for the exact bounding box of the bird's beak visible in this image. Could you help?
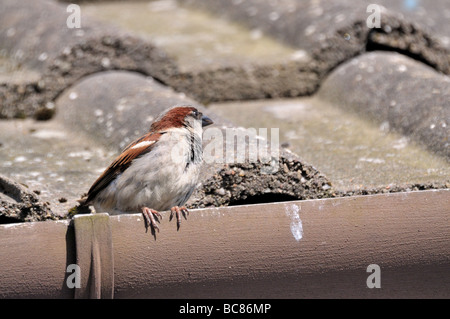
[201,115,213,127]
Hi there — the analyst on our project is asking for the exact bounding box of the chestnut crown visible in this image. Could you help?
[150,106,213,132]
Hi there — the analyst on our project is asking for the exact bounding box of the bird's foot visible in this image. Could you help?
[170,206,189,230]
[142,207,162,234]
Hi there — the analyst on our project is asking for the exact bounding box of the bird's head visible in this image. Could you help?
[150,106,213,132]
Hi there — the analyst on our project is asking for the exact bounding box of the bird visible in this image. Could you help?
[79,105,213,234]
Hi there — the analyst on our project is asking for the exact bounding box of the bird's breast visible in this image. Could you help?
[113,129,202,211]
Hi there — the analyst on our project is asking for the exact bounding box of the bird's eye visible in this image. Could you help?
[192,110,199,117]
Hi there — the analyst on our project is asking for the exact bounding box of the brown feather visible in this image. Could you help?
[85,132,163,204]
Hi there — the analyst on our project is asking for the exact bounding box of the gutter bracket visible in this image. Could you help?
[73,213,114,299]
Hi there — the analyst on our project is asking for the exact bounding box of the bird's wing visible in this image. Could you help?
[85,132,164,204]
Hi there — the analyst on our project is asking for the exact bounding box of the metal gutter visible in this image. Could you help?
[0,189,448,298]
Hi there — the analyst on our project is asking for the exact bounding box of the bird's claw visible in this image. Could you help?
[142,207,162,234]
[170,206,189,230]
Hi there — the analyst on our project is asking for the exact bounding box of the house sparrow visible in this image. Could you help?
[79,105,213,233]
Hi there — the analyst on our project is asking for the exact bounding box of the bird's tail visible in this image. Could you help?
[77,193,90,207]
